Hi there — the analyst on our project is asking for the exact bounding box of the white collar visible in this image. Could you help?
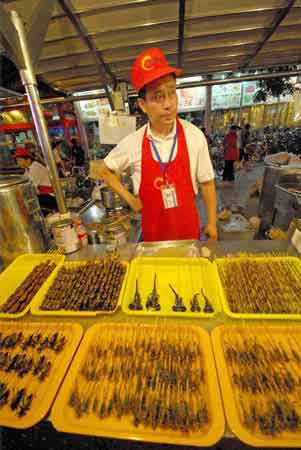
[146,120,177,142]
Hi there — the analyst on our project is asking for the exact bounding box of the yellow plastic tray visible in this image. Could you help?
[216,256,301,320]
[122,257,221,317]
[0,254,65,319]
[31,260,129,316]
[51,323,225,446]
[0,320,83,429]
[212,325,301,447]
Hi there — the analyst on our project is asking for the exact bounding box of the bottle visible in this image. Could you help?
[72,213,88,248]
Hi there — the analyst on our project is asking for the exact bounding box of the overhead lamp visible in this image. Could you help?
[177,76,203,85]
[73,89,105,96]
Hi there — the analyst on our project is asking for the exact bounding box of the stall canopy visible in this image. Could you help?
[2,0,301,93]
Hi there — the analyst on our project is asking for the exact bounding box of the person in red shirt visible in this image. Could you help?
[223,126,239,185]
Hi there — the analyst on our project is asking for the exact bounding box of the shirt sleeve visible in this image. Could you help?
[29,162,51,187]
[196,129,215,184]
[103,139,131,173]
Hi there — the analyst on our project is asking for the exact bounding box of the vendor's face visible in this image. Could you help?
[16,157,31,169]
[138,74,177,128]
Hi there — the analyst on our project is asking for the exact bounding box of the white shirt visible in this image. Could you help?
[27,161,52,190]
[104,118,214,195]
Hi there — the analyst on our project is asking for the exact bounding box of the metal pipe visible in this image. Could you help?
[238,82,244,125]
[204,78,212,133]
[74,102,90,160]
[181,69,301,87]
[5,69,301,109]
[0,87,24,98]
[177,0,186,68]
[58,0,115,110]
[3,93,107,108]
[243,0,297,68]
[10,10,66,213]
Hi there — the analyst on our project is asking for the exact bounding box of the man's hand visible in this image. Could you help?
[200,180,217,241]
[129,196,142,213]
[204,223,218,241]
[89,160,103,180]
[89,160,142,213]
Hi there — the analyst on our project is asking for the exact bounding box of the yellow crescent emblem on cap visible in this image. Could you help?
[141,55,153,71]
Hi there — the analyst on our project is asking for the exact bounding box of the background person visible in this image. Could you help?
[222,126,239,185]
[241,123,251,165]
[14,147,57,212]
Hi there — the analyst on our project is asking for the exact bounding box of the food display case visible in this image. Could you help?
[0,239,300,449]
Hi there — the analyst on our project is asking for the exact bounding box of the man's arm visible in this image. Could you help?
[90,160,141,212]
[200,179,218,240]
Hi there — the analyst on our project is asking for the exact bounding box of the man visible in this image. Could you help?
[201,127,213,147]
[222,126,239,185]
[71,138,85,166]
[90,47,217,241]
[235,125,243,169]
[241,123,251,164]
[52,140,68,176]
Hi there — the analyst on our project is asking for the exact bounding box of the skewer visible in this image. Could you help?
[169,284,186,312]
[222,327,301,436]
[68,324,209,432]
[146,274,161,311]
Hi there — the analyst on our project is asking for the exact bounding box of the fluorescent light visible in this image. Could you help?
[177,76,203,84]
[73,89,105,96]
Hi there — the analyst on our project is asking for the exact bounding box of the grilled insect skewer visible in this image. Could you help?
[169,284,186,312]
[146,274,161,311]
[129,280,143,311]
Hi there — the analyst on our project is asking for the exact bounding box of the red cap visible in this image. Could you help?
[14,147,33,159]
[131,47,182,93]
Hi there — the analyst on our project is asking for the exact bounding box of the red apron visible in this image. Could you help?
[139,118,200,242]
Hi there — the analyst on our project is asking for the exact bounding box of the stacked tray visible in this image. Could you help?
[0,254,64,319]
[212,325,301,447]
[31,257,129,316]
[52,323,225,446]
[122,257,221,317]
[216,256,301,319]
[0,321,82,428]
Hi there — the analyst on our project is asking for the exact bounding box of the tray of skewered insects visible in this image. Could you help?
[31,255,129,316]
[0,321,82,428]
[216,256,301,319]
[51,323,225,446]
[212,325,301,447]
[0,254,64,319]
[122,257,221,317]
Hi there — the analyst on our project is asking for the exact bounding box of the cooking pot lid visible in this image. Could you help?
[0,174,28,188]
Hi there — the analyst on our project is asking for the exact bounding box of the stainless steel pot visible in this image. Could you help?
[101,176,132,211]
[101,187,126,211]
[0,175,49,266]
